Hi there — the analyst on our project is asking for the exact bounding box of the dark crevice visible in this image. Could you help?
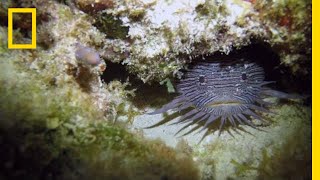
[101,61,132,84]
[100,61,176,109]
[101,41,311,108]
[188,42,311,97]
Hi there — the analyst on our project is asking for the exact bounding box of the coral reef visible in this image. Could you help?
[0,0,311,83]
[0,27,199,180]
[87,0,310,83]
[104,0,267,82]
[253,0,311,76]
[0,1,200,179]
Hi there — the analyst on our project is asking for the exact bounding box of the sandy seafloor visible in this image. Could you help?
[132,110,203,146]
[131,103,311,179]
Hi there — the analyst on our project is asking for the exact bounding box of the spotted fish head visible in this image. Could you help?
[178,62,265,117]
[148,61,300,134]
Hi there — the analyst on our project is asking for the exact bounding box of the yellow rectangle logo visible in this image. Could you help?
[8,8,37,49]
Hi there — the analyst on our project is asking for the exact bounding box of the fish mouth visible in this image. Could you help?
[205,101,242,107]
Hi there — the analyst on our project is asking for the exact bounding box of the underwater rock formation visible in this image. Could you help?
[95,0,310,83]
[0,1,201,179]
[0,0,311,180]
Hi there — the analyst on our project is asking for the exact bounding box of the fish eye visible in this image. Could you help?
[241,73,247,80]
[199,75,205,83]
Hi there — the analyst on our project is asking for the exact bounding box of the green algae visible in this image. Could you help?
[128,9,146,21]
[160,78,175,93]
[195,0,228,19]
[94,12,129,39]
[0,49,200,179]
[0,1,200,177]
[230,159,259,177]
[254,0,311,76]
[230,138,311,180]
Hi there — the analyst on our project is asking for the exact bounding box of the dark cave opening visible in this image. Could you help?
[188,42,311,97]
[100,41,311,107]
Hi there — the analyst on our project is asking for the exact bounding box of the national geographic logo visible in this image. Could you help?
[8,8,36,49]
